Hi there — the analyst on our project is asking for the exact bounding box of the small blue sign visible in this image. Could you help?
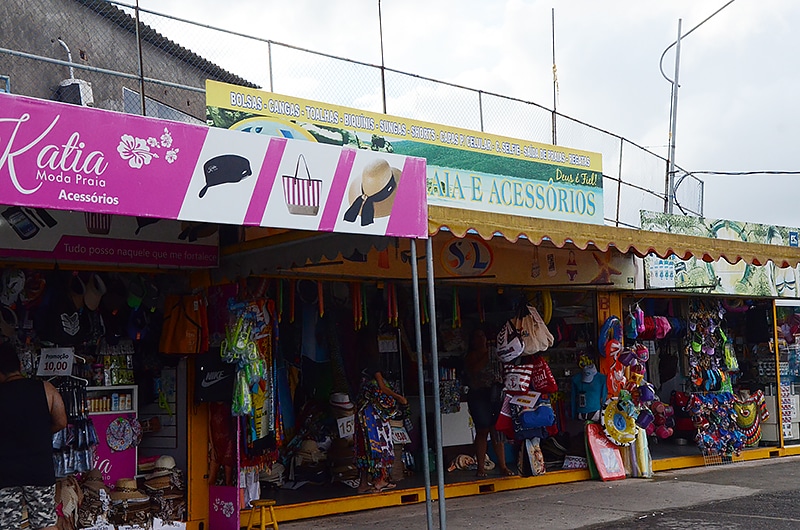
[790,231,799,247]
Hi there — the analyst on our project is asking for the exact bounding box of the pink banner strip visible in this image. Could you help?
[3,235,218,268]
[386,156,428,238]
[318,148,357,232]
[243,137,287,226]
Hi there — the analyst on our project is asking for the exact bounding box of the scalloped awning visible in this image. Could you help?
[428,205,800,267]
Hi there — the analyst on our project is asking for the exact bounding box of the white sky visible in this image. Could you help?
[141,0,800,226]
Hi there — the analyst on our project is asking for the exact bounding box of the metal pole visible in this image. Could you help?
[134,0,146,115]
[659,1,737,214]
[616,138,623,227]
[410,239,434,529]
[378,0,387,114]
[426,237,446,529]
[666,19,682,214]
[268,41,274,92]
[551,7,557,145]
[478,90,484,133]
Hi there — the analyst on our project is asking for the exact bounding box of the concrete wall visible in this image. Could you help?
[0,0,247,119]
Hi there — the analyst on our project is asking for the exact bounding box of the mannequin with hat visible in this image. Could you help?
[571,355,607,421]
[354,329,408,494]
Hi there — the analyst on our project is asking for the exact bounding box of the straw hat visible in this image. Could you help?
[69,274,85,310]
[109,478,149,503]
[329,392,354,410]
[83,274,107,311]
[145,455,177,480]
[143,474,172,492]
[343,158,402,226]
[0,304,17,338]
[81,469,109,494]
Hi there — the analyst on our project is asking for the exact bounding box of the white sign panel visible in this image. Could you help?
[36,347,75,377]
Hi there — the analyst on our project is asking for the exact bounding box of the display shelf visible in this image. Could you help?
[86,385,139,487]
[87,385,138,414]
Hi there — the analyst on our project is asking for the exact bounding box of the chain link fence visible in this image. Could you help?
[0,0,703,227]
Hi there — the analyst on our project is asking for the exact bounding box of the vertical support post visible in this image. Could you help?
[134,0,146,115]
[426,237,446,529]
[410,239,434,529]
[551,7,557,145]
[478,90,485,132]
[616,138,623,227]
[666,19,682,214]
[268,41,274,93]
[378,0,387,114]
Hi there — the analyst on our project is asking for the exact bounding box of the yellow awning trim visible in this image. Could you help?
[428,206,800,267]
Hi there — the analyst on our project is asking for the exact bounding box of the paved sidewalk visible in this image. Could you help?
[281,456,800,529]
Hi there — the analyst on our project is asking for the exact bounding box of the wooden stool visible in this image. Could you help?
[246,499,279,530]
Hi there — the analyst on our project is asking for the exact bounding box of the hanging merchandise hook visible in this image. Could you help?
[392,283,399,327]
[452,286,461,328]
[476,287,485,323]
[289,279,297,323]
[362,283,368,327]
[318,280,325,318]
[277,278,284,323]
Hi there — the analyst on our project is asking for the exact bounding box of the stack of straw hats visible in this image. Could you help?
[77,470,110,527]
[144,455,186,523]
[108,477,151,528]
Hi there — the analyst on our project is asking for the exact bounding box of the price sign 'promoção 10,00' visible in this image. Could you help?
[36,347,75,377]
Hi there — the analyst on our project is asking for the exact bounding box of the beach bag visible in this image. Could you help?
[496,320,525,363]
[282,154,321,216]
[518,304,554,355]
[159,294,208,355]
[195,346,235,403]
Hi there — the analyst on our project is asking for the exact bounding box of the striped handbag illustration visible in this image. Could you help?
[282,153,321,216]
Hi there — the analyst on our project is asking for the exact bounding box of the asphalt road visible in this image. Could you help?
[281,456,800,529]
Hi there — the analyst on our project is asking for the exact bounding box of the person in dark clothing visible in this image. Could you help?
[0,341,67,530]
[464,329,513,477]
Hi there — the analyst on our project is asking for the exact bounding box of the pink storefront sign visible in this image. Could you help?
[0,93,427,239]
[91,412,138,488]
[208,485,240,530]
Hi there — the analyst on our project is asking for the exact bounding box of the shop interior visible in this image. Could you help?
[207,272,610,507]
[619,295,786,460]
[0,266,193,528]
[4,239,800,527]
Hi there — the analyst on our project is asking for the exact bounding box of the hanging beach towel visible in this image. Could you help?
[282,153,321,216]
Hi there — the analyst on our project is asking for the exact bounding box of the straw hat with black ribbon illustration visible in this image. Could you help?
[343,158,402,226]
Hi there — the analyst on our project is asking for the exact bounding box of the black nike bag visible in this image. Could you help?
[194,346,235,403]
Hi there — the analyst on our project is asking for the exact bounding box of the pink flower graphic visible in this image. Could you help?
[117,134,158,169]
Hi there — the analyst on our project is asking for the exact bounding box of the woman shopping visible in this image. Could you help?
[464,328,514,477]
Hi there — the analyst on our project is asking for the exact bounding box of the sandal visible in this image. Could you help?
[500,468,516,476]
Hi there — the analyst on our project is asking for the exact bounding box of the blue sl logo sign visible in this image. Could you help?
[441,237,493,276]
